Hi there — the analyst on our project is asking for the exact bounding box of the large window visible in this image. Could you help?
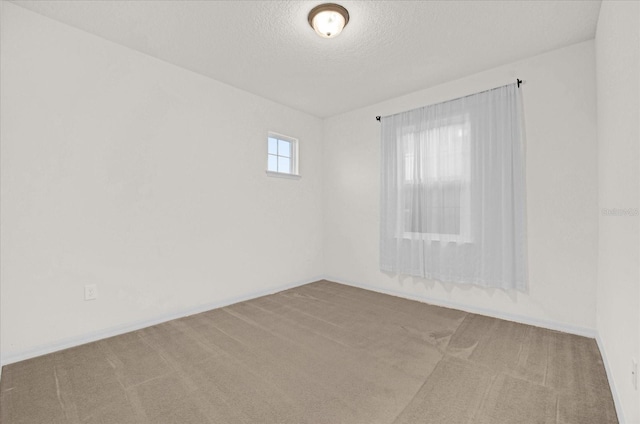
[380,83,527,291]
[401,118,471,242]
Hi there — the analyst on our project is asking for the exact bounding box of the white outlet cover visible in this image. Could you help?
[84,284,97,301]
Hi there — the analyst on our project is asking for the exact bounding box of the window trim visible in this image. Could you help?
[400,231,473,244]
[265,170,302,180]
[266,132,300,178]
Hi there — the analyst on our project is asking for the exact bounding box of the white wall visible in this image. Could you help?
[0,3,324,364]
[595,1,640,422]
[323,41,599,334]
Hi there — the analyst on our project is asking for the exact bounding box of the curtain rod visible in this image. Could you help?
[375,78,523,122]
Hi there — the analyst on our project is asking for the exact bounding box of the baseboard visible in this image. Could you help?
[0,275,323,367]
[596,333,626,424]
[324,276,597,338]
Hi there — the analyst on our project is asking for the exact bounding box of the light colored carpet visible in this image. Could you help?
[0,280,618,423]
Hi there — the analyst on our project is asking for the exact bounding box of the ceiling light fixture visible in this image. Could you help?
[308,3,350,39]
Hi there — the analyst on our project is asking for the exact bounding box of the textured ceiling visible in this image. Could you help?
[11,0,601,118]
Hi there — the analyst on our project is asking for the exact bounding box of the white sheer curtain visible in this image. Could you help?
[380,83,527,291]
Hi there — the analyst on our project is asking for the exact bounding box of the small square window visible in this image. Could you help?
[266,132,299,179]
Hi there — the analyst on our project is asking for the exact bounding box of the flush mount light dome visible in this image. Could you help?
[308,3,350,38]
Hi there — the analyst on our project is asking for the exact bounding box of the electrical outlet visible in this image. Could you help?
[633,358,638,390]
[84,284,97,301]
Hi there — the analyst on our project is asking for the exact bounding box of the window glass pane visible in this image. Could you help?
[268,154,278,172]
[423,123,469,181]
[278,157,291,174]
[268,138,278,155]
[278,139,291,157]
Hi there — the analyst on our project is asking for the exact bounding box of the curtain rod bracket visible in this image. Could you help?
[376,116,381,121]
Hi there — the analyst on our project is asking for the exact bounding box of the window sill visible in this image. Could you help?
[266,170,301,180]
[399,232,472,244]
